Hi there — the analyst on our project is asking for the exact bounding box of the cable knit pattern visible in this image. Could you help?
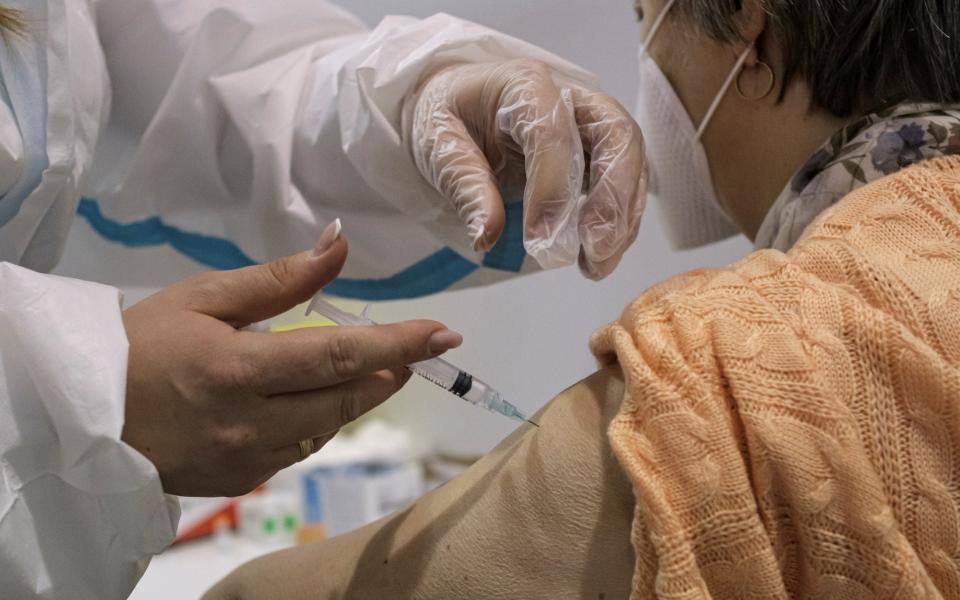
[590,157,960,599]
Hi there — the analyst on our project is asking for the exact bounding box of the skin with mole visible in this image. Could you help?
[206,367,635,600]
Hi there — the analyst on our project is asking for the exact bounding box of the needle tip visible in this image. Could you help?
[526,419,540,428]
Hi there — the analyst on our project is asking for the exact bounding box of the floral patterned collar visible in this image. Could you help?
[755,103,960,251]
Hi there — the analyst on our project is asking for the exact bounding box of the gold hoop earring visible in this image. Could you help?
[735,61,775,101]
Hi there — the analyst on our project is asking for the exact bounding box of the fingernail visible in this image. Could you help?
[580,217,621,264]
[467,217,488,252]
[578,249,610,281]
[428,329,463,354]
[312,218,342,257]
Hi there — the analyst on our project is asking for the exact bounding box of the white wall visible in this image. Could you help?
[341,0,643,103]
[55,0,752,456]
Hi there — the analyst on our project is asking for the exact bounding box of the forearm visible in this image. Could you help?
[93,0,368,134]
[205,367,635,600]
[90,2,610,293]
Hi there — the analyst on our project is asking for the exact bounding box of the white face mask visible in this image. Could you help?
[634,0,750,248]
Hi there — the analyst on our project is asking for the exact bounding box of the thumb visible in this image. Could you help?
[411,67,506,251]
[427,118,506,251]
[496,66,584,268]
[186,219,347,325]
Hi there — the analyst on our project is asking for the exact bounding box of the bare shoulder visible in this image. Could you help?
[205,367,634,600]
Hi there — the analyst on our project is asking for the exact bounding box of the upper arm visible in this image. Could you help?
[206,366,635,600]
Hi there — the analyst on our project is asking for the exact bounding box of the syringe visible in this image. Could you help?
[305,295,538,427]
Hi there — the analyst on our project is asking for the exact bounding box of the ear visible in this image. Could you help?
[732,0,767,67]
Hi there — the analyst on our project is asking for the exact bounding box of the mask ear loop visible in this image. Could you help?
[694,46,752,142]
[640,0,679,55]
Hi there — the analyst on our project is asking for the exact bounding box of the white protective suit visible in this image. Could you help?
[0,1,598,597]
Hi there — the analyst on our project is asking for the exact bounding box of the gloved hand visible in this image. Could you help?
[410,59,647,280]
[121,222,462,497]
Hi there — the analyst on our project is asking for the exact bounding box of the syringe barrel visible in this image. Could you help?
[408,358,465,393]
[306,295,525,421]
[411,357,527,422]
[461,378,493,406]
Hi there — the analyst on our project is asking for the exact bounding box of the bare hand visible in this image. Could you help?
[121,229,461,497]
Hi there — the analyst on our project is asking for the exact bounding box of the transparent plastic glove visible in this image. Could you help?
[410,59,648,279]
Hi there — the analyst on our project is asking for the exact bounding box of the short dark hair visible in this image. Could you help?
[676,0,960,117]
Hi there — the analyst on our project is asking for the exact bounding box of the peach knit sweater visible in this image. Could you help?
[591,157,960,598]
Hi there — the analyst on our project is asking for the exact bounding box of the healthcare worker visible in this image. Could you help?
[0,0,646,598]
